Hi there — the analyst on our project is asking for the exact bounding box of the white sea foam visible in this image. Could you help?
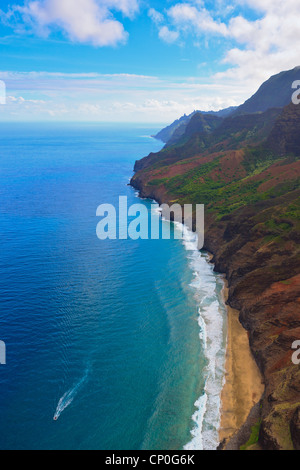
[184,394,207,451]
[178,225,227,451]
[135,195,227,450]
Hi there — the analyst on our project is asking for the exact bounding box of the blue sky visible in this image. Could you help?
[0,0,299,122]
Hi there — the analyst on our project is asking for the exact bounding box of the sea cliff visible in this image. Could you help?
[130,76,300,449]
[131,168,300,450]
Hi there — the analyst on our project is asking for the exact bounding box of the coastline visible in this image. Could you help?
[219,281,264,449]
[131,185,261,450]
[131,120,300,450]
[133,188,228,450]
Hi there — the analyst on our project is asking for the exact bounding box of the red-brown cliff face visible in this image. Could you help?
[131,97,300,450]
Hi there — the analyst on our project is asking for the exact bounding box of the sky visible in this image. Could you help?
[0,0,299,123]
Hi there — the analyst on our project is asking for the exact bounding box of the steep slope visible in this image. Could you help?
[234,67,300,116]
[154,106,236,144]
[167,112,222,147]
[134,107,281,173]
[267,101,300,156]
[131,99,300,450]
[154,112,196,144]
[154,67,300,148]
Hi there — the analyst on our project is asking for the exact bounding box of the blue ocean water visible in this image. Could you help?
[0,123,227,450]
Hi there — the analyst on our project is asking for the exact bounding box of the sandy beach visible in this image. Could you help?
[219,283,264,447]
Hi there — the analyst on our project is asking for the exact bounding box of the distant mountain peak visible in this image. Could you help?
[154,106,237,145]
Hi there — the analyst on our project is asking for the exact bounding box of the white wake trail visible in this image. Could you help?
[53,367,90,421]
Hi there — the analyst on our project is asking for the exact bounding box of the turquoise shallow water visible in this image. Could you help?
[0,123,226,450]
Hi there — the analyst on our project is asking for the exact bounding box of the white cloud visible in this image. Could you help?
[167,3,228,36]
[1,0,140,47]
[149,0,300,91]
[217,1,300,84]
[148,2,228,44]
[148,8,164,25]
[158,26,179,44]
[8,95,46,104]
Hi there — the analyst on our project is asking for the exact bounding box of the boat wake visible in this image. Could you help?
[53,367,90,421]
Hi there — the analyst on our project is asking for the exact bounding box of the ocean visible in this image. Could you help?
[0,123,227,450]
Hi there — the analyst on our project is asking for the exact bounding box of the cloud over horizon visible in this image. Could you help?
[0,70,247,122]
[0,1,299,123]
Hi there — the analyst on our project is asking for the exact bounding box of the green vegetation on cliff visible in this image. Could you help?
[131,68,300,451]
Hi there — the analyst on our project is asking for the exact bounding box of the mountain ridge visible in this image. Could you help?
[155,66,300,148]
[154,106,237,145]
[233,66,300,116]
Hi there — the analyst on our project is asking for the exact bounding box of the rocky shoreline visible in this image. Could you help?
[130,174,300,450]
